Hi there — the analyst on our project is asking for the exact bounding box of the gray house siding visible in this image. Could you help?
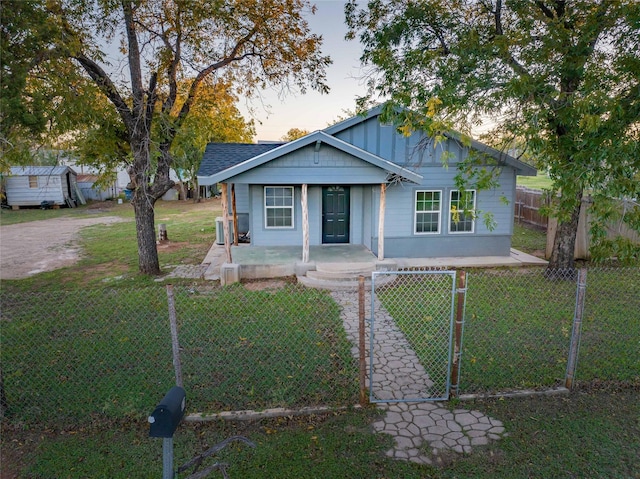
[364,166,517,257]
[334,116,435,167]
[200,107,536,259]
[227,144,391,185]
[246,184,369,248]
[375,234,512,258]
[230,149,517,256]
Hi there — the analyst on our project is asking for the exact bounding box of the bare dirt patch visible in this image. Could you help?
[0,216,128,280]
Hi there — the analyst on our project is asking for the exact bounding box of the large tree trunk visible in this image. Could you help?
[126,137,173,276]
[548,193,583,271]
[131,192,161,275]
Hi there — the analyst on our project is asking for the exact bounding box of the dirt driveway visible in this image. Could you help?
[0,216,128,280]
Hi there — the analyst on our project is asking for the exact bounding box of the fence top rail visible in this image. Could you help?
[372,270,457,277]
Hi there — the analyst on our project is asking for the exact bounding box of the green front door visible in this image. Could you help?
[322,186,350,243]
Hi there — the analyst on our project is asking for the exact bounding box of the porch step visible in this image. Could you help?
[296,273,371,291]
[315,262,376,275]
[297,261,397,291]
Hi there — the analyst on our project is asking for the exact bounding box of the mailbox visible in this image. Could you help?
[148,386,186,438]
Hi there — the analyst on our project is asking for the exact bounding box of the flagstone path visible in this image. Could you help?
[331,291,507,465]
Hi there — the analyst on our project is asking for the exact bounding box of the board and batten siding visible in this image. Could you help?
[333,116,444,167]
[227,144,390,185]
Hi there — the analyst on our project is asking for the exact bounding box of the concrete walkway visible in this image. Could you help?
[331,290,507,465]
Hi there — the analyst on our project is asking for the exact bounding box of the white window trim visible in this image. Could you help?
[264,186,295,229]
[414,189,442,235]
[448,189,476,234]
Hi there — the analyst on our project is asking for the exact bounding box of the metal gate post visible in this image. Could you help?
[450,271,467,398]
[565,268,588,389]
[162,438,174,479]
[358,275,368,406]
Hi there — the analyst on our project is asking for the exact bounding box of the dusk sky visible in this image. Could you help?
[244,0,372,141]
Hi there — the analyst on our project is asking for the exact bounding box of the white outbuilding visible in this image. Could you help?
[4,166,79,208]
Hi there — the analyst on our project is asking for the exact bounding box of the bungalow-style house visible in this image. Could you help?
[197,107,536,279]
[4,166,79,209]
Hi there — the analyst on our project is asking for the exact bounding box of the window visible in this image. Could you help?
[415,190,441,234]
[28,176,38,188]
[449,190,476,233]
[264,186,294,228]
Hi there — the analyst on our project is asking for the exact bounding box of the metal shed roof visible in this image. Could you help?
[9,166,76,176]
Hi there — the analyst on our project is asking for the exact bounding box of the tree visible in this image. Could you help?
[346,0,640,269]
[171,78,255,201]
[0,0,100,169]
[281,127,310,141]
[41,0,330,275]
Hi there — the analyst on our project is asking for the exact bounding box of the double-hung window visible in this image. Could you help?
[414,190,441,234]
[264,186,294,228]
[449,190,476,233]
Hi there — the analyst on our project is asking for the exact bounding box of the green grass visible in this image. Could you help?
[511,223,547,254]
[1,285,358,426]
[175,285,358,411]
[8,387,639,478]
[0,204,84,225]
[461,269,577,392]
[2,200,639,478]
[377,266,639,394]
[1,199,219,291]
[517,172,553,190]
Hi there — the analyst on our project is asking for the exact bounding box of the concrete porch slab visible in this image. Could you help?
[201,243,547,281]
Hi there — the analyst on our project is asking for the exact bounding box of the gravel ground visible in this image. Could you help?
[0,216,127,280]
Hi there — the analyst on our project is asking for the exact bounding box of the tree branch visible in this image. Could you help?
[173,27,259,130]
[72,53,134,130]
[122,0,145,115]
[493,0,531,79]
[534,1,556,20]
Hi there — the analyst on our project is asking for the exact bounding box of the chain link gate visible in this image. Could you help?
[369,270,461,402]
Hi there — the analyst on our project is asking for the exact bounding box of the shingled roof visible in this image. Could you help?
[197,142,285,177]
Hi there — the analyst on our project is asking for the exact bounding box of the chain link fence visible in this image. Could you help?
[0,283,359,427]
[1,267,638,428]
[370,271,457,401]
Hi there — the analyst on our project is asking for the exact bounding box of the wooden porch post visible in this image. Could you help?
[378,183,386,261]
[302,184,310,263]
[231,184,239,246]
[220,183,232,263]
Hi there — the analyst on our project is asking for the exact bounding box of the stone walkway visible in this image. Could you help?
[331,291,507,465]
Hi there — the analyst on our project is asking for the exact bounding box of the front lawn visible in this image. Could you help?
[5,387,638,478]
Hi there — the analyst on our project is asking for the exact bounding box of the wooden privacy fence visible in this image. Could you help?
[514,186,549,229]
[514,187,639,259]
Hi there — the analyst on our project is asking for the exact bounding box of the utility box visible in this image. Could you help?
[148,386,186,438]
[215,214,250,245]
[215,217,228,245]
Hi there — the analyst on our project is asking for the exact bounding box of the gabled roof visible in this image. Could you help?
[197,131,423,185]
[322,104,385,136]
[323,105,537,176]
[9,166,75,176]
[445,131,537,176]
[197,142,285,178]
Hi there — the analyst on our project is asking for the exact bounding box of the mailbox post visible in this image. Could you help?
[149,386,186,479]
